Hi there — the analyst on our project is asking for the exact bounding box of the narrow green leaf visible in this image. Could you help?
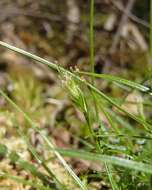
[105,163,119,190]
[50,148,152,174]
[78,71,150,92]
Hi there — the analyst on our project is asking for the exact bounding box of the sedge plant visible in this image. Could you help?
[0,1,152,189]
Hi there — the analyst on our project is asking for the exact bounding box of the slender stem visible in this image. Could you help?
[150,0,152,56]
[90,0,94,82]
[105,163,118,190]
[89,0,100,124]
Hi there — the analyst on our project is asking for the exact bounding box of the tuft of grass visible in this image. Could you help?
[0,4,152,187]
[1,2,152,189]
[1,40,152,189]
[1,41,151,130]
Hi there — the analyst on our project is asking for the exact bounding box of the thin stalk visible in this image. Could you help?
[89,0,100,126]
[105,163,118,190]
[150,0,152,56]
[90,0,94,82]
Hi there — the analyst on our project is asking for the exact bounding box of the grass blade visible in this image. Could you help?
[78,71,150,92]
[50,148,152,175]
[105,163,119,190]
[150,0,152,56]
[90,0,95,82]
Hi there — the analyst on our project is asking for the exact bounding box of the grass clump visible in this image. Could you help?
[1,40,152,189]
[0,2,152,190]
